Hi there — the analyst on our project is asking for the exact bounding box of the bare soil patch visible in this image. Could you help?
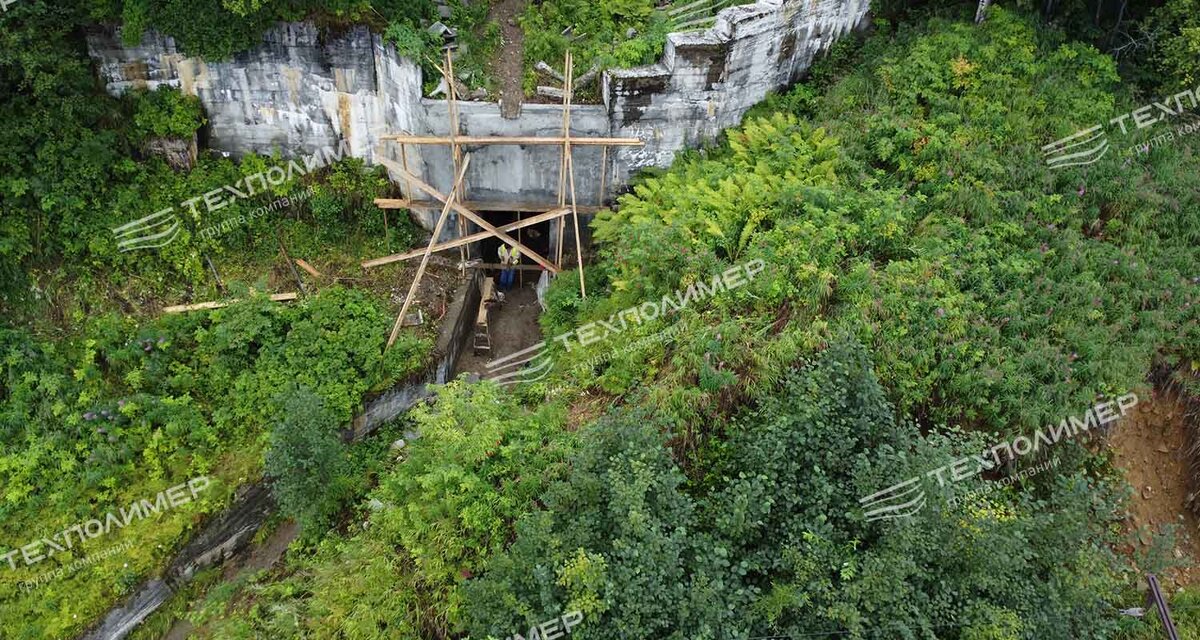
[489,0,528,118]
[1109,388,1200,589]
[456,278,543,377]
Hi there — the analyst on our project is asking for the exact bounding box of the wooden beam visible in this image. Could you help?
[295,258,323,279]
[377,156,561,274]
[362,208,569,268]
[472,263,546,271]
[387,154,472,349]
[599,145,608,205]
[445,49,468,265]
[556,50,572,267]
[378,135,642,146]
[164,292,298,314]
[374,198,602,214]
[567,137,587,298]
[276,233,306,295]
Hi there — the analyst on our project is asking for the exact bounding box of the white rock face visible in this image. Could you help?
[86,0,869,216]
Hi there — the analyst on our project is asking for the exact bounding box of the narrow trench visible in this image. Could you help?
[488,0,528,118]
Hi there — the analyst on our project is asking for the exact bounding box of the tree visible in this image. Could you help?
[264,384,346,533]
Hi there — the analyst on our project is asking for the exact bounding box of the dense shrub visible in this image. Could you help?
[0,287,431,636]
[128,86,206,141]
[265,385,347,533]
[463,343,1131,639]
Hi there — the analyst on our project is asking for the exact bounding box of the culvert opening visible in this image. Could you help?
[454,210,551,381]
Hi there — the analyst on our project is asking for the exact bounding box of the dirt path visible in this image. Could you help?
[489,0,527,119]
[456,279,543,377]
[1109,389,1200,589]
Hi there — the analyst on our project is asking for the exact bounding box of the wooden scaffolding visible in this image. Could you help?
[365,50,643,350]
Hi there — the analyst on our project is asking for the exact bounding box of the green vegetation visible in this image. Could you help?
[265,386,348,534]
[121,6,1200,639]
[0,287,430,636]
[5,0,1200,638]
[521,0,671,97]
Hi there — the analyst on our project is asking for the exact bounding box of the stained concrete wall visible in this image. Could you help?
[86,24,418,161]
[86,0,868,223]
[606,0,872,183]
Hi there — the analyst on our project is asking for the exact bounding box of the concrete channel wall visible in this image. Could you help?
[85,0,869,221]
[78,274,480,640]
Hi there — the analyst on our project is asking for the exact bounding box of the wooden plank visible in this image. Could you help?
[378,135,642,146]
[374,198,602,213]
[164,292,299,314]
[295,258,323,278]
[377,156,561,273]
[472,263,546,271]
[567,141,587,298]
[387,154,472,349]
[203,253,226,295]
[276,233,306,295]
[445,49,468,265]
[556,50,572,266]
[362,208,568,268]
[599,145,608,205]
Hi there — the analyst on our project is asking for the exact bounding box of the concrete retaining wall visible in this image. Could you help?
[606,0,871,184]
[85,0,868,223]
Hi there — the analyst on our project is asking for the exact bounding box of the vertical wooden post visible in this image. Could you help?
[567,145,586,298]
[1146,574,1181,640]
[399,143,412,201]
[555,50,572,267]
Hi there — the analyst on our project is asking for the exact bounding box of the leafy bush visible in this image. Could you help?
[463,342,1132,639]
[0,287,431,636]
[168,381,575,638]
[264,385,347,533]
[128,86,206,141]
[384,20,439,59]
[1145,0,1200,92]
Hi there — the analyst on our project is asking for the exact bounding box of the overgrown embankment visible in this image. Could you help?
[140,7,1200,639]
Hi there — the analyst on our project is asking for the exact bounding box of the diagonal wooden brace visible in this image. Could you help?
[387,155,471,349]
[362,207,569,268]
[376,156,561,274]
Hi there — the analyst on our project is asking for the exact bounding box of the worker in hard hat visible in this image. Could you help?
[498,244,516,290]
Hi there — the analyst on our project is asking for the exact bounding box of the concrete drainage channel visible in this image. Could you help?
[79,272,482,640]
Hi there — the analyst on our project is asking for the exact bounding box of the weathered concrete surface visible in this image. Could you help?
[606,0,871,184]
[86,0,868,224]
[85,23,417,161]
